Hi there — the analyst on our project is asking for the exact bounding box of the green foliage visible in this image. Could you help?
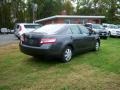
[0,0,75,28]
[0,2,12,28]
[0,0,120,29]
[76,0,120,24]
[62,0,74,15]
[0,38,120,89]
[27,0,63,22]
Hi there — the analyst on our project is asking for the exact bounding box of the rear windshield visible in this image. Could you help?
[24,25,41,29]
[33,24,65,34]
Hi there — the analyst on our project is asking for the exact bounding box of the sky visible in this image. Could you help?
[24,0,27,3]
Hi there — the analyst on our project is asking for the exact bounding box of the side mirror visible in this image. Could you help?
[88,29,97,35]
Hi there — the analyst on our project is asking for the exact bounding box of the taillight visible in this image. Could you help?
[19,26,22,31]
[40,38,56,44]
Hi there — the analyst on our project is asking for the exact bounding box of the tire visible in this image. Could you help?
[94,41,100,51]
[61,46,73,63]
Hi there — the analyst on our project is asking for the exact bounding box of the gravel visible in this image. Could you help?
[0,34,19,46]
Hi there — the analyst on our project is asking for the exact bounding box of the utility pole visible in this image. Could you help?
[32,3,38,23]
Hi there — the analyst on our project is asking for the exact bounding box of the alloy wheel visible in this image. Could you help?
[63,47,72,62]
[95,41,99,51]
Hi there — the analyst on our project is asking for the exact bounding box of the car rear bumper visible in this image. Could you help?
[19,44,62,57]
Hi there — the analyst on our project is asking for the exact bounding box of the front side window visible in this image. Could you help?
[24,25,41,29]
[79,25,89,34]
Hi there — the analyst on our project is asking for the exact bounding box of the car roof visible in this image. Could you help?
[85,23,101,25]
[44,24,83,26]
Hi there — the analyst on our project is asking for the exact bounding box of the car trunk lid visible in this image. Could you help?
[22,33,44,47]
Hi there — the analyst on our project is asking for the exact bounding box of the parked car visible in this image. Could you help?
[105,24,120,37]
[1,28,8,34]
[84,23,108,39]
[10,29,15,34]
[19,24,100,62]
[14,23,42,39]
[7,29,14,34]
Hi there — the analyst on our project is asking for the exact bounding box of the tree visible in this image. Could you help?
[27,0,63,22]
[105,0,119,23]
[0,0,12,28]
[62,0,74,15]
[10,0,26,23]
[75,0,120,24]
[75,0,94,15]
[0,0,26,29]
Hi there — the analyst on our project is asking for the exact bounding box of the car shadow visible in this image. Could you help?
[25,56,62,67]
[25,50,98,63]
[24,49,99,68]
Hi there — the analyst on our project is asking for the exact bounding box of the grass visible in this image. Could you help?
[0,38,120,90]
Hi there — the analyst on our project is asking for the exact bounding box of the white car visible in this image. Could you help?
[105,25,120,37]
[14,23,41,39]
[1,28,8,34]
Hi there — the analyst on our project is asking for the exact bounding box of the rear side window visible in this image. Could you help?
[70,25,81,34]
[24,25,41,29]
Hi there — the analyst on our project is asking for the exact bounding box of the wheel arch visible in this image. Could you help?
[62,43,74,54]
[61,43,74,62]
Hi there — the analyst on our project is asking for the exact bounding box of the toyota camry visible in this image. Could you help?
[20,24,100,62]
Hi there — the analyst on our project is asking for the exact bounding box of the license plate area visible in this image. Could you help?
[29,39,34,45]
[23,37,40,47]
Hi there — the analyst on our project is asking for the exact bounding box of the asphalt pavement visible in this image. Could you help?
[0,34,19,46]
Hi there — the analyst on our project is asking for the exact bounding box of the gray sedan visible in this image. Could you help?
[20,24,100,62]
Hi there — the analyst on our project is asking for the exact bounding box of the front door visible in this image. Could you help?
[78,25,95,50]
[70,25,85,52]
